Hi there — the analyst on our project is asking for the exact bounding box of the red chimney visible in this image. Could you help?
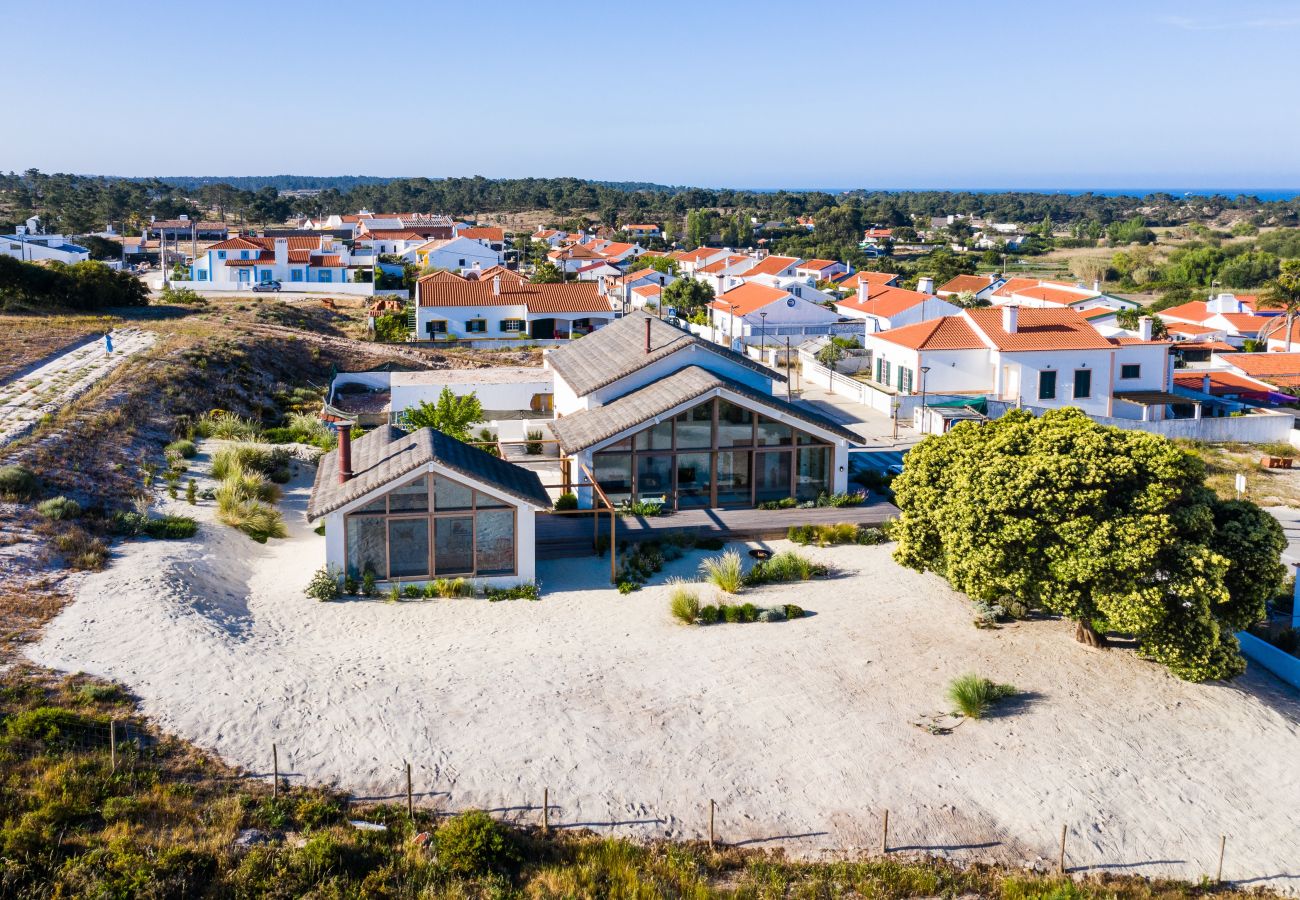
[338,424,354,483]
[645,316,652,354]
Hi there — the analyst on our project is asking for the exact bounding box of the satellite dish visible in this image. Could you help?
[786,297,796,307]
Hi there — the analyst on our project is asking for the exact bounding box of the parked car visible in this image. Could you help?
[251,281,282,293]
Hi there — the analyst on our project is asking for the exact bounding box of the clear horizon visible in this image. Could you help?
[8,0,1300,187]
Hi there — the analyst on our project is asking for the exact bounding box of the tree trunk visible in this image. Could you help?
[1074,619,1108,649]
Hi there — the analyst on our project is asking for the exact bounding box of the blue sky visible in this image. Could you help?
[6,0,1298,189]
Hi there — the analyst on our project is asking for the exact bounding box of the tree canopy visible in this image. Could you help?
[891,408,1285,681]
[661,278,714,314]
[0,257,148,311]
[404,388,484,443]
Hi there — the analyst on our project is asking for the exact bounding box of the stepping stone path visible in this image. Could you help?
[0,328,156,448]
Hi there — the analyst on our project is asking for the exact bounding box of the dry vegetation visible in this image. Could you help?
[0,315,116,382]
[1178,440,1300,506]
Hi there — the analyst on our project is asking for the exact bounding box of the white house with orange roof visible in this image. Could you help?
[671,247,733,275]
[858,307,1173,419]
[795,259,848,282]
[410,235,503,272]
[834,283,961,333]
[188,235,359,290]
[532,229,569,248]
[1158,293,1278,348]
[708,281,844,345]
[454,226,506,252]
[732,255,802,285]
[693,253,755,294]
[937,273,1005,302]
[833,270,902,292]
[622,224,661,239]
[548,243,606,274]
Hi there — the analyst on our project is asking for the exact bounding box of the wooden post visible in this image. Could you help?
[1216,834,1226,884]
[708,799,715,849]
[610,509,617,582]
[1057,824,1067,874]
[880,809,889,854]
[542,787,549,834]
[273,743,279,798]
[109,719,117,772]
[406,760,413,819]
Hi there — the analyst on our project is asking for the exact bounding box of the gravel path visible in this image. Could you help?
[0,328,156,448]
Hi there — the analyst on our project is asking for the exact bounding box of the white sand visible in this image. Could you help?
[29,453,1300,889]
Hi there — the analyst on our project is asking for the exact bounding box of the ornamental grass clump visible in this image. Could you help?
[195,410,260,440]
[699,550,744,594]
[947,673,1017,719]
[744,550,826,586]
[668,580,700,624]
[37,496,81,521]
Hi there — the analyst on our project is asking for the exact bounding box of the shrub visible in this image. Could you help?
[485,581,541,602]
[757,497,797,510]
[361,570,376,597]
[696,536,725,551]
[305,567,341,602]
[186,479,197,504]
[620,499,667,517]
[55,527,108,570]
[36,496,81,521]
[165,439,197,459]
[739,602,758,622]
[211,446,291,484]
[554,492,578,511]
[110,512,197,539]
[947,673,1018,719]
[698,604,720,624]
[745,550,826,586]
[699,551,744,593]
[76,683,125,704]
[0,464,37,501]
[427,577,472,598]
[722,603,742,623]
[435,810,520,878]
[783,604,805,620]
[617,581,640,594]
[6,707,99,746]
[525,429,544,455]
[194,411,260,440]
[669,582,700,624]
[216,495,286,543]
[402,584,422,599]
[816,490,867,508]
[759,606,786,622]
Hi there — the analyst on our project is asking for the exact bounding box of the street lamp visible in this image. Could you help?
[759,310,768,353]
[729,303,739,345]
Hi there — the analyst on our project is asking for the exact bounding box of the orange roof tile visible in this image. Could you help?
[458,226,505,242]
[966,307,1114,351]
[1165,322,1218,336]
[741,255,800,277]
[871,316,984,351]
[710,282,792,315]
[938,274,998,294]
[1227,352,1300,377]
[416,278,611,314]
[797,259,838,271]
[842,271,900,289]
[1157,301,1211,323]
[1219,313,1273,333]
[838,286,935,319]
[1173,370,1273,396]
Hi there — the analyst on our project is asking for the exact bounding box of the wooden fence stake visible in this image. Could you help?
[542,787,549,834]
[109,719,117,772]
[1058,824,1067,874]
[881,809,889,854]
[406,760,414,819]
[273,743,279,799]
[1216,834,1226,884]
[708,799,716,849]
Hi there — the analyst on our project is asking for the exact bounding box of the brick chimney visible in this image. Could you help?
[645,316,652,354]
[337,424,354,483]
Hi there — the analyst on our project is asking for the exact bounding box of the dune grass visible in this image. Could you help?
[699,551,744,594]
[947,673,1018,719]
[668,580,701,624]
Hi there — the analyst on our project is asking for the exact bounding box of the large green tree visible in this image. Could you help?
[891,408,1284,681]
[405,388,484,442]
[661,278,714,314]
[1259,259,1300,351]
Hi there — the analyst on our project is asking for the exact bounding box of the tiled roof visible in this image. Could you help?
[797,259,838,271]
[741,255,801,277]
[468,265,525,283]
[307,425,550,519]
[355,230,427,241]
[1158,301,1211,323]
[210,236,331,252]
[939,274,999,294]
[547,365,858,453]
[1218,313,1273,333]
[698,255,751,275]
[597,241,637,258]
[457,226,504,242]
[711,282,791,315]
[546,311,783,397]
[416,277,610,314]
[841,271,900,289]
[966,307,1114,351]
[838,286,935,318]
[549,245,603,260]
[631,284,661,297]
[624,224,659,231]
[1227,352,1300,377]
[1165,322,1218,336]
[1173,370,1273,396]
[1004,285,1097,306]
[871,316,985,351]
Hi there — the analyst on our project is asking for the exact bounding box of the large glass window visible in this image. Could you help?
[754,451,792,503]
[346,516,388,579]
[388,518,429,578]
[716,399,754,447]
[716,451,752,505]
[637,454,673,497]
[475,510,515,575]
[434,517,474,575]
[676,453,711,507]
[343,474,518,580]
[675,405,712,448]
[594,452,633,503]
[635,420,673,451]
[796,446,830,501]
[756,415,792,446]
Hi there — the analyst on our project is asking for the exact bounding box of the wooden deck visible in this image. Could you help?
[535,499,898,556]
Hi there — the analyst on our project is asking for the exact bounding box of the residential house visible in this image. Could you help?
[307,424,550,588]
[576,261,623,281]
[623,224,661,239]
[413,273,617,341]
[545,313,858,509]
[693,254,755,294]
[670,247,732,275]
[1158,293,1276,348]
[795,259,848,283]
[835,284,961,333]
[1,232,90,264]
[532,229,569,248]
[937,273,1005,302]
[144,216,228,242]
[861,228,892,247]
[593,241,644,265]
[548,243,606,274]
[709,281,844,345]
[455,226,506,253]
[189,235,354,287]
[1219,352,1300,394]
[411,236,504,272]
[833,270,902,291]
[860,307,1174,420]
[354,230,432,257]
[732,255,801,285]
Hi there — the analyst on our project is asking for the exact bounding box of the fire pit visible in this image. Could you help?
[748,548,773,561]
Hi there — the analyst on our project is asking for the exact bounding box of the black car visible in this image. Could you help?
[251,280,282,293]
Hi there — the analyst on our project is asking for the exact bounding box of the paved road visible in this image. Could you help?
[0,328,155,448]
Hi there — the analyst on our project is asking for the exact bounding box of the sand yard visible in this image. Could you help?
[27,449,1300,890]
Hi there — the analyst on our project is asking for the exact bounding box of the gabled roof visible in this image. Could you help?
[1158,301,1211,323]
[697,255,751,275]
[1228,352,1300,377]
[1165,321,1219,336]
[711,281,791,315]
[355,230,428,241]
[457,226,504,242]
[1218,313,1272,333]
[796,259,839,271]
[307,425,550,519]
[965,307,1114,351]
[838,286,938,319]
[839,271,900,289]
[870,316,985,351]
[416,277,610,313]
[549,244,604,260]
[741,255,801,277]
[547,365,858,453]
[938,274,1000,294]
[597,241,637,258]
[1008,285,1099,306]
[546,311,784,397]
[1173,370,1274,397]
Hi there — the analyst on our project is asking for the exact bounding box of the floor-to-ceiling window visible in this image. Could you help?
[343,473,517,580]
[591,397,833,509]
